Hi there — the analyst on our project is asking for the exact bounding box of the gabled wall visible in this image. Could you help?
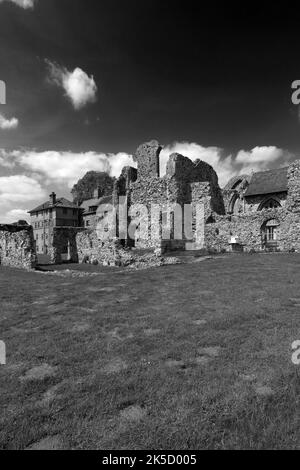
[205,160,300,252]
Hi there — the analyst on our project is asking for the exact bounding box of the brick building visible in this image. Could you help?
[80,188,113,229]
[28,192,80,256]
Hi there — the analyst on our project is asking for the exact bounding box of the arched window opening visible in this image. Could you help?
[228,193,243,215]
[258,198,281,211]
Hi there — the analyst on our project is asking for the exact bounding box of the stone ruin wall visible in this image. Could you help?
[59,140,226,262]
[287,160,300,213]
[71,139,224,260]
[127,140,225,251]
[76,230,134,267]
[43,147,300,265]
[244,192,288,213]
[205,209,300,252]
[205,160,300,253]
[0,225,37,269]
[48,227,85,264]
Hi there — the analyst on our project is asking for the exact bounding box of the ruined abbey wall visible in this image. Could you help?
[244,192,288,213]
[118,140,225,251]
[205,209,300,252]
[76,231,134,266]
[205,160,300,253]
[0,225,37,269]
[38,144,300,265]
[48,227,85,264]
[286,160,300,212]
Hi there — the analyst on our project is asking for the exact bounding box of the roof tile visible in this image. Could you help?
[244,167,288,197]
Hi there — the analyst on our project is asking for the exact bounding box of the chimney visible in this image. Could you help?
[49,192,56,205]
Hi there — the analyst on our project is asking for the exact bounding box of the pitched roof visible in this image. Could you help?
[244,167,288,197]
[28,197,79,214]
[80,194,113,215]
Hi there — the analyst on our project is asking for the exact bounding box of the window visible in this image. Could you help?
[261,219,280,248]
[259,198,281,211]
[266,226,276,241]
[86,220,90,227]
[63,208,68,214]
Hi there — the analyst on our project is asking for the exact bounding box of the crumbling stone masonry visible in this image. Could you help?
[205,209,300,252]
[71,139,226,264]
[114,140,225,252]
[48,227,85,264]
[205,160,300,252]
[0,225,37,269]
[76,231,134,266]
[43,141,300,265]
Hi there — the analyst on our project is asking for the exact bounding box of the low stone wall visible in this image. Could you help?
[205,208,300,252]
[0,225,37,269]
[75,229,181,267]
[76,230,134,266]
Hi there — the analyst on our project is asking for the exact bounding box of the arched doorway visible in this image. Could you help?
[261,219,280,251]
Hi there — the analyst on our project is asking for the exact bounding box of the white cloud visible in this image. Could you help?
[107,152,137,177]
[0,175,46,224]
[46,60,98,110]
[0,0,37,9]
[0,149,16,168]
[0,113,19,130]
[0,149,135,222]
[235,146,292,175]
[0,175,45,204]
[1,209,30,224]
[160,142,292,186]
[2,149,135,188]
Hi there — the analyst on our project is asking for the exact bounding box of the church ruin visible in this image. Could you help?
[73,140,300,265]
[3,139,300,270]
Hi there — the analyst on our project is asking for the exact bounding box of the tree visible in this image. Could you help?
[71,171,116,206]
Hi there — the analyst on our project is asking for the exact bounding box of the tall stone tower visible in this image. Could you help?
[133,140,162,179]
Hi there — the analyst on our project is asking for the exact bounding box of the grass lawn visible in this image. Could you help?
[0,253,299,450]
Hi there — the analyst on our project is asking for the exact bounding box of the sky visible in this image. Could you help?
[0,1,300,222]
